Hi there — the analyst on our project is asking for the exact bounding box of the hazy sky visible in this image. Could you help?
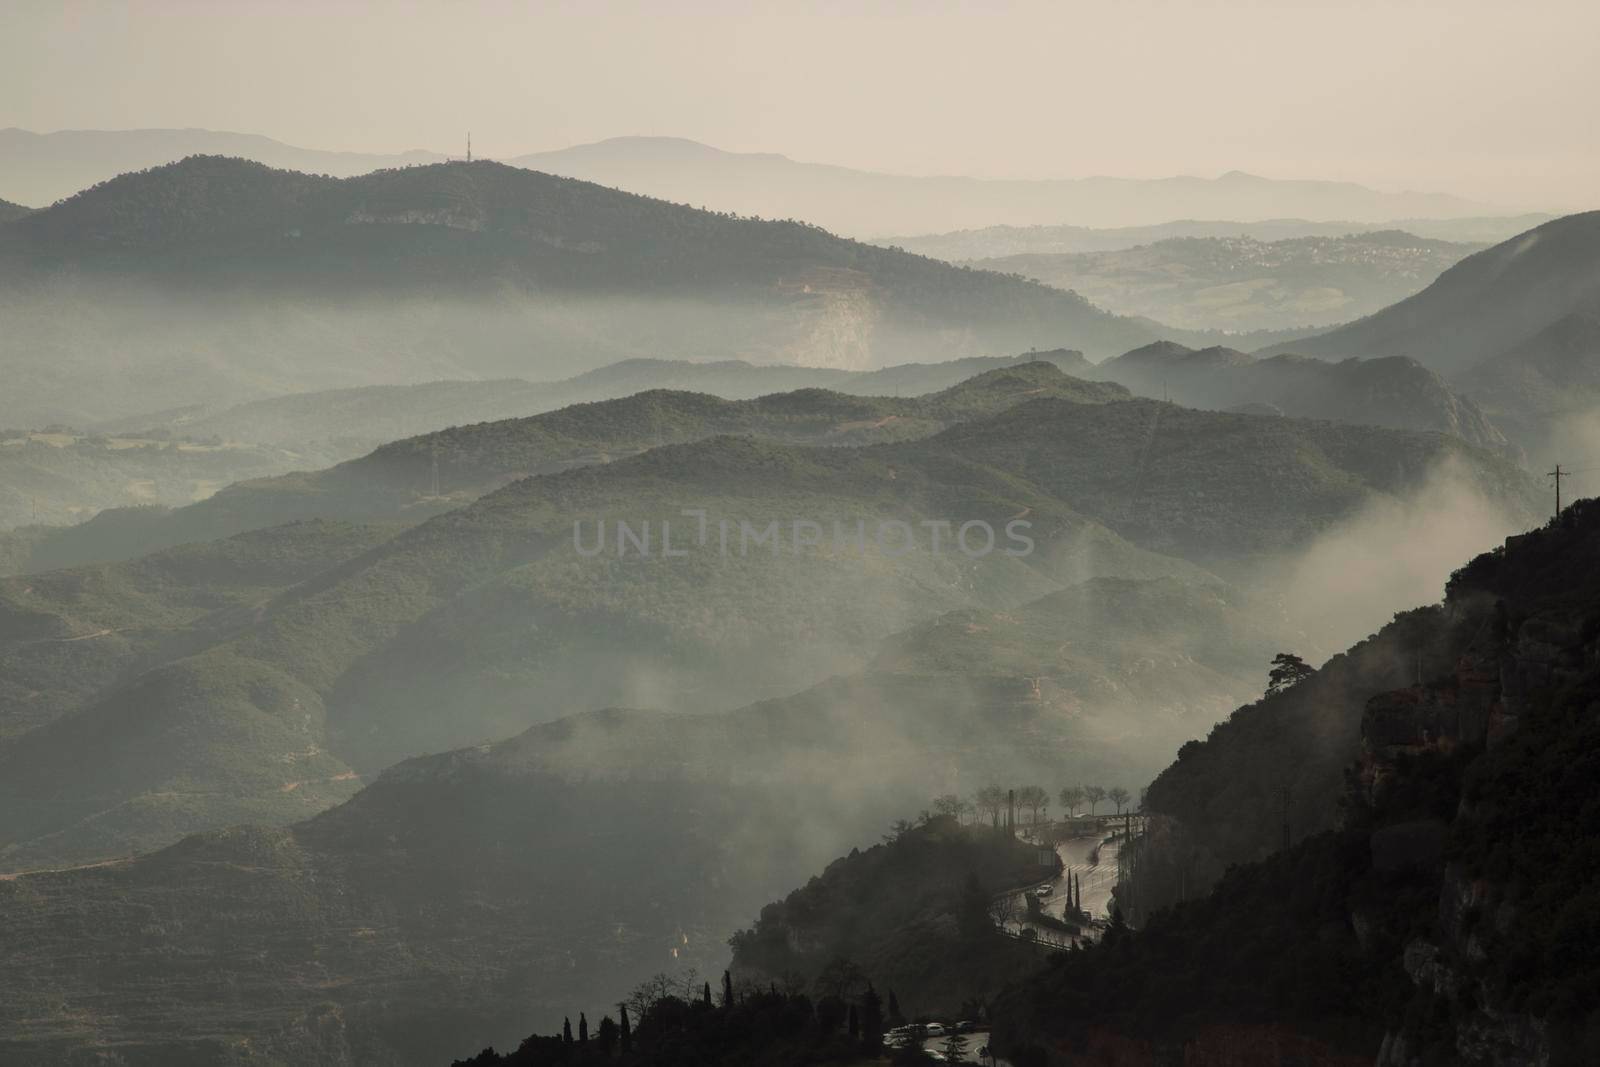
[3,0,1596,209]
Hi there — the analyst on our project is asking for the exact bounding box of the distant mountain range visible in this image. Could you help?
[93,350,1103,461]
[1266,211,1600,375]
[0,126,445,207]
[508,137,1494,235]
[0,155,1181,427]
[1,128,1500,236]
[966,231,1483,333]
[880,215,1557,260]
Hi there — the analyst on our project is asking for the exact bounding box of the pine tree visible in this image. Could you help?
[886,989,903,1027]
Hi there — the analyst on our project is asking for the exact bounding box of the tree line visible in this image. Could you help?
[927,782,1137,829]
[449,963,982,1066]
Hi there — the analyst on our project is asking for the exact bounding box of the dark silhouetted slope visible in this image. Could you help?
[991,500,1600,1066]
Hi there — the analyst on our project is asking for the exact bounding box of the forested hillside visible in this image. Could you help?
[1093,342,1514,458]
[0,362,1125,573]
[0,156,1181,428]
[0,374,1537,874]
[0,573,1288,1065]
[94,350,1098,460]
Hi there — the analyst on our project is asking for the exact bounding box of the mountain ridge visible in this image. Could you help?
[877,215,1557,260]
[0,128,1497,238]
[1092,342,1517,459]
[0,380,1539,872]
[0,155,1185,428]
[1263,211,1600,374]
[0,361,1125,574]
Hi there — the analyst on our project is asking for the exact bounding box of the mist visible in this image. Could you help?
[0,14,1592,1060]
[1272,457,1534,653]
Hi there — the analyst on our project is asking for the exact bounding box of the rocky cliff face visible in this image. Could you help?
[992,500,1600,1066]
[1350,508,1600,1062]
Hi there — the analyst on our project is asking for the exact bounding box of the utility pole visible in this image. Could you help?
[1549,463,1565,518]
[466,131,472,163]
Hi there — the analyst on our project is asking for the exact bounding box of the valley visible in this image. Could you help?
[964,231,1481,333]
[1,18,1597,1064]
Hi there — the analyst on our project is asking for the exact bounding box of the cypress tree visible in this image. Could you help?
[1106,904,1130,946]
[860,981,884,1051]
[887,989,903,1027]
[703,980,712,1007]
[563,1017,573,1044]
[721,969,734,1008]
[578,1012,588,1044]
[848,1003,860,1039]
[619,1004,632,1054]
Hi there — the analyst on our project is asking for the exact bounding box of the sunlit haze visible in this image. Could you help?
[3,0,1596,208]
[2,3,1599,1064]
